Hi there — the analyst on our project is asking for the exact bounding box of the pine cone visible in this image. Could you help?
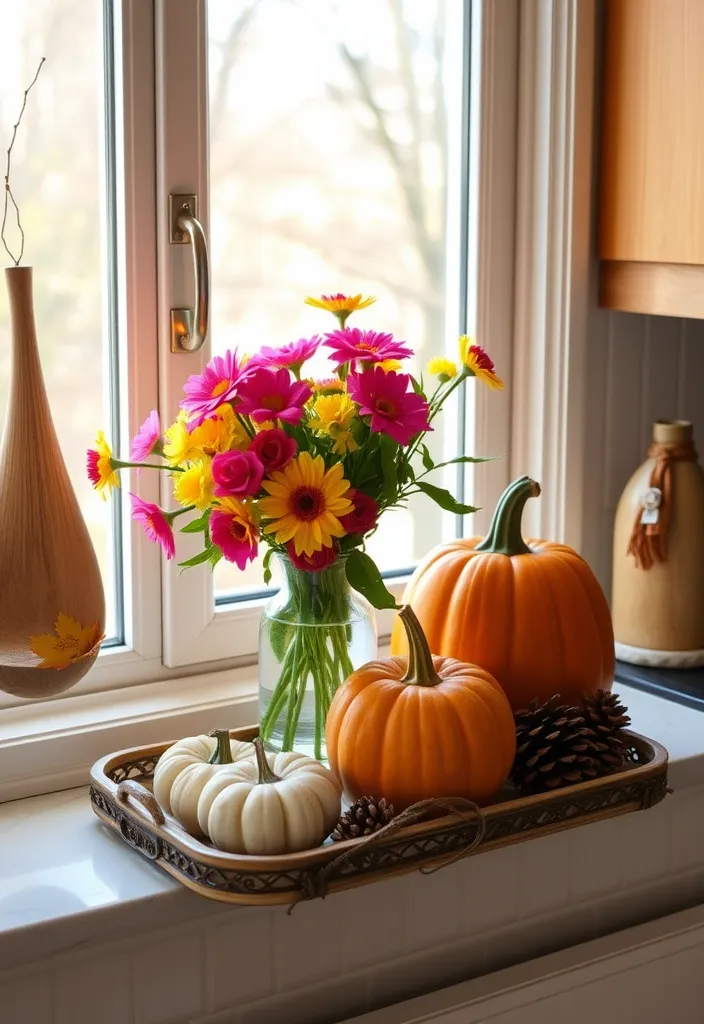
[330,796,395,842]
[582,689,631,773]
[512,695,600,794]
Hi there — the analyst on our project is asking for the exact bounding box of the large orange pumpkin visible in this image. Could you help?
[390,476,615,711]
[326,605,516,810]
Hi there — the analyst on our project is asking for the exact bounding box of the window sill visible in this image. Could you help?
[1,681,703,976]
[0,665,259,803]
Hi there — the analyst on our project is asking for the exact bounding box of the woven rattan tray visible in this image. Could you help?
[90,725,668,906]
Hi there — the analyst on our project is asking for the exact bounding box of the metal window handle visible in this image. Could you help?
[169,194,209,353]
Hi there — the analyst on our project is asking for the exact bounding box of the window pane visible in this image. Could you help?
[0,3,121,640]
[207,0,464,599]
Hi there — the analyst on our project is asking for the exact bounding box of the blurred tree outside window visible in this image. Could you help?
[208,0,464,597]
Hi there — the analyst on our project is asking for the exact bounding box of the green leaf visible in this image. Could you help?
[178,547,213,569]
[208,546,223,568]
[421,444,435,472]
[180,510,210,534]
[398,460,415,484]
[345,550,398,610]
[435,454,499,468]
[379,435,398,503]
[410,374,425,396]
[416,480,478,515]
[262,547,274,586]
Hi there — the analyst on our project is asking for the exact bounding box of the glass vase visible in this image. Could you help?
[258,554,377,762]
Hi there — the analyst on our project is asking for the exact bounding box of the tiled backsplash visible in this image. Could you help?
[1,784,703,1024]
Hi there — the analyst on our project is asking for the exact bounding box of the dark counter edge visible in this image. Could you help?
[616,659,704,713]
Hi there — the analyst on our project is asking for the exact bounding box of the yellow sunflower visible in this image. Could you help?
[173,459,214,510]
[458,336,504,390]
[258,452,353,556]
[87,431,119,496]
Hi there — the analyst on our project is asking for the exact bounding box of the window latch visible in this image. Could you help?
[169,194,209,353]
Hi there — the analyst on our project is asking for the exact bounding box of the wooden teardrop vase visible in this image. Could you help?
[0,267,105,697]
[612,420,704,667]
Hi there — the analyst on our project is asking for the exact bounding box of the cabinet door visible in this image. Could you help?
[600,0,704,265]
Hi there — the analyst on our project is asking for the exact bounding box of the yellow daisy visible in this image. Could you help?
[190,404,247,457]
[458,336,504,390]
[311,377,346,395]
[304,292,375,327]
[163,411,198,465]
[310,393,360,455]
[377,358,403,372]
[173,459,213,510]
[30,614,105,670]
[426,357,458,381]
[87,431,119,496]
[304,293,375,314]
[258,452,353,556]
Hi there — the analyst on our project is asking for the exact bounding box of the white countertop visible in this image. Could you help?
[0,682,701,970]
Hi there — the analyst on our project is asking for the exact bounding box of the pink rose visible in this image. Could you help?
[212,449,264,498]
[249,428,297,473]
[339,489,379,535]
[286,542,337,573]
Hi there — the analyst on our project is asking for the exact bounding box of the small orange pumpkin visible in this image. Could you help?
[326,605,515,810]
[391,476,615,710]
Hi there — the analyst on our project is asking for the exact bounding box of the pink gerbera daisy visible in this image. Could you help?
[347,367,431,446]
[180,349,250,425]
[249,336,321,373]
[130,410,161,462]
[236,367,312,425]
[209,497,259,569]
[129,493,175,560]
[324,328,413,368]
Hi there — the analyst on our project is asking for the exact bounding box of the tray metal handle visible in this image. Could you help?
[117,779,165,826]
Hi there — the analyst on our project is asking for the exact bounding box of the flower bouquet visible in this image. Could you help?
[88,293,502,760]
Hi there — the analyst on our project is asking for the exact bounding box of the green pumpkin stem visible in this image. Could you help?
[253,735,281,784]
[399,604,442,686]
[475,475,541,556]
[208,729,234,765]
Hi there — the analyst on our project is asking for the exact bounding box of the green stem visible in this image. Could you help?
[475,475,540,556]
[400,372,466,472]
[253,736,281,783]
[237,413,256,439]
[208,729,234,764]
[113,458,185,472]
[167,504,196,522]
[398,605,441,686]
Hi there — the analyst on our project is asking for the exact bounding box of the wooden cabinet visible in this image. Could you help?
[599,0,704,318]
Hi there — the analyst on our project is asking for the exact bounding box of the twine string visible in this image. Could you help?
[627,440,697,570]
[288,796,486,913]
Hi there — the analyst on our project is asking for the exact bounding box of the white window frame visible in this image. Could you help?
[0,0,525,801]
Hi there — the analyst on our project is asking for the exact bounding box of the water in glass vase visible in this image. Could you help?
[259,555,377,762]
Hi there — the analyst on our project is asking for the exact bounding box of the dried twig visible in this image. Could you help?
[2,57,46,267]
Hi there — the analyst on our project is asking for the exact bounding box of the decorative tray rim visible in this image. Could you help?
[90,726,669,904]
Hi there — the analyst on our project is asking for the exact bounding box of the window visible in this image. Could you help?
[0,2,122,645]
[0,0,523,796]
[207,0,468,599]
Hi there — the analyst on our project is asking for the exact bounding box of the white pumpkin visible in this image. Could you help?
[153,729,253,835]
[200,737,342,855]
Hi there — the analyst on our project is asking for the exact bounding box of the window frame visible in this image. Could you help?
[0,0,524,800]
